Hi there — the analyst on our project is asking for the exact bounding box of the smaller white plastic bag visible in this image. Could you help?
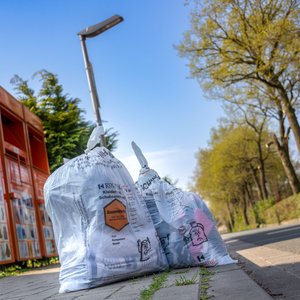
[132,142,236,268]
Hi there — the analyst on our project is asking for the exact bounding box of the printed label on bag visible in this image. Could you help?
[104,199,129,231]
[137,237,151,261]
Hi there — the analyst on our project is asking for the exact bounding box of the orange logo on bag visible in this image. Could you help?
[104,199,129,231]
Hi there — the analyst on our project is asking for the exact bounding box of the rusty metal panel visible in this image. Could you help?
[23,106,43,132]
[0,87,23,119]
[0,86,54,264]
[27,127,49,173]
[6,157,42,261]
[33,169,57,257]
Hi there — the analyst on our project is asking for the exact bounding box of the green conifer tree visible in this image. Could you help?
[11,70,118,172]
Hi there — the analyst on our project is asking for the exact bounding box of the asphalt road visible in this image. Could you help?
[223,223,300,299]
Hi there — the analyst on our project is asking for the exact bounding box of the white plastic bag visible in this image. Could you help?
[44,132,168,293]
[132,142,236,268]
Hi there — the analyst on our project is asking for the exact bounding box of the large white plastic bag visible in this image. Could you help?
[132,142,236,268]
[44,146,168,293]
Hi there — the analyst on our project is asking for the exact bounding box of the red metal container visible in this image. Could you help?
[0,86,57,264]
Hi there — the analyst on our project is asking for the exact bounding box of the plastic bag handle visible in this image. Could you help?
[131,141,149,169]
[85,125,105,153]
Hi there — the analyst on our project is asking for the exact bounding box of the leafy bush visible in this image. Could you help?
[253,198,276,225]
[263,194,300,224]
[0,257,59,278]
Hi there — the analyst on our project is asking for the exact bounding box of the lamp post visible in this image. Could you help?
[78,15,124,146]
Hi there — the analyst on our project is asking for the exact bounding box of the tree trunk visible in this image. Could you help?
[245,182,260,226]
[226,220,233,232]
[274,181,282,202]
[245,182,254,207]
[257,141,269,199]
[226,199,235,232]
[265,75,300,154]
[258,166,269,199]
[278,87,300,154]
[272,134,300,194]
[242,188,250,226]
[250,165,264,200]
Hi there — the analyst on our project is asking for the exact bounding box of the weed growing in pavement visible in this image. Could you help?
[140,271,169,300]
[175,273,198,286]
[199,267,214,300]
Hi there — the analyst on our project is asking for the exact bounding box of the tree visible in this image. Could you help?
[11,70,118,172]
[194,126,254,229]
[193,122,288,231]
[222,83,300,194]
[267,90,300,194]
[179,0,300,153]
[104,127,119,152]
[224,103,271,199]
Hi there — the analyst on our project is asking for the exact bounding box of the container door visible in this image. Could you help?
[6,157,41,260]
[0,162,13,264]
[33,169,57,257]
[28,128,57,257]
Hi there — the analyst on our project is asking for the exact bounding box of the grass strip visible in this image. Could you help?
[175,273,198,286]
[199,267,214,300]
[140,271,169,300]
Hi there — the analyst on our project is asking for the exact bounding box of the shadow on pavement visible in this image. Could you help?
[233,255,300,300]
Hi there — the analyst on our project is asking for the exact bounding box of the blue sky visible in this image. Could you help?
[0,0,224,189]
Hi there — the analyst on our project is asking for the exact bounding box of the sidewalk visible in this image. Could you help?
[0,263,272,300]
[205,264,272,300]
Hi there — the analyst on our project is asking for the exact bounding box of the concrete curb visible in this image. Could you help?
[206,264,273,300]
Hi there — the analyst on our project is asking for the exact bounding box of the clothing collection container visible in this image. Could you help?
[0,86,56,265]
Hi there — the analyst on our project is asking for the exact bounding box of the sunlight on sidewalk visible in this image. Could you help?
[18,267,60,276]
[237,245,300,271]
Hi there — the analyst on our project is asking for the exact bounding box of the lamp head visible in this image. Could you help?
[78,15,124,38]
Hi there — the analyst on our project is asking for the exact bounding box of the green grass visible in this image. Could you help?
[199,267,214,300]
[263,193,300,224]
[175,273,198,286]
[230,193,300,232]
[140,272,169,300]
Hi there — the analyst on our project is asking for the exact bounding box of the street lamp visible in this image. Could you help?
[78,15,124,146]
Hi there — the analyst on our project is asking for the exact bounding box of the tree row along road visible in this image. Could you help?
[223,223,300,299]
[183,0,300,233]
